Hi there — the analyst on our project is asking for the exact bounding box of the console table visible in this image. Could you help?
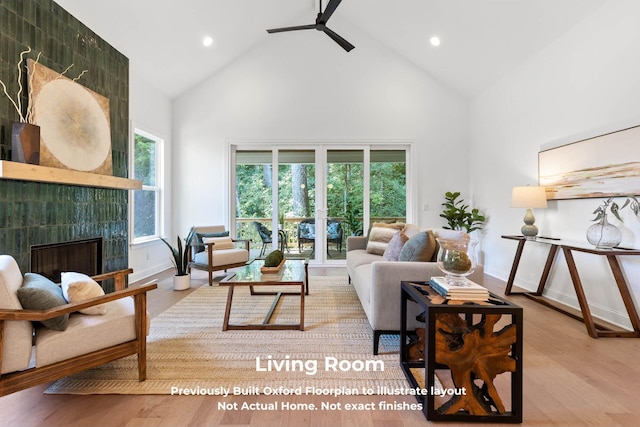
[400,281,523,423]
[502,235,640,338]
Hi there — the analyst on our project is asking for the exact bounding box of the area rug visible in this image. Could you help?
[45,276,412,395]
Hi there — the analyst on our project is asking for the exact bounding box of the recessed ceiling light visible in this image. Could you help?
[430,36,441,47]
[203,36,214,47]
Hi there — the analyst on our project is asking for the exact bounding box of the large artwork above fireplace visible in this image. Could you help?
[29,60,114,175]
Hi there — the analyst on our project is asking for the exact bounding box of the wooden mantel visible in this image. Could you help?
[0,160,141,190]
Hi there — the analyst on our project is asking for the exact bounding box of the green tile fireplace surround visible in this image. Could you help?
[0,0,132,289]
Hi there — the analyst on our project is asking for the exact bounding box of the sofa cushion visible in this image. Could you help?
[382,232,409,261]
[17,273,69,331]
[35,298,137,367]
[0,255,35,374]
[398,230,437,262]
[61,272,107,315]
[366,222,405,255]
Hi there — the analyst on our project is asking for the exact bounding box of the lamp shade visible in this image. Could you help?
[510,186,548,208]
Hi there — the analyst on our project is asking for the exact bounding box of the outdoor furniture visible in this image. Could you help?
[187,225,250,285]
[297,218,343,253]
[253,221,285,256]
[0,255,157,397]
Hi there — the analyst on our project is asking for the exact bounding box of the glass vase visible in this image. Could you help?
[436,238,478,285]
[586,214,622,249]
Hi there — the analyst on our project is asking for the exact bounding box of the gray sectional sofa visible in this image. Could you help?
[346,226,484,354]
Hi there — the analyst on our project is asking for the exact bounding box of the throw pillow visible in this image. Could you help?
[202,236,236,250]
[382,231,409,261]
[366,222,405,255]
[398,230,437,262]
[61,272,107,315]
[195,231,230,253]
[17,273,69,331]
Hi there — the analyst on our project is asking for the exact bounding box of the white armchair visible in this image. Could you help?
[0,255,156,396]
[187,225,250,285]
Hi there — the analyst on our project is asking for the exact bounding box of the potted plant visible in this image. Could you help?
[440,191,486,233]
[342,202,363,236]
[587,196,640,248]
[160,231,193,290]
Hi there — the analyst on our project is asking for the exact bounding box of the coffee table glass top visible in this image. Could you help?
[222,259,307,284]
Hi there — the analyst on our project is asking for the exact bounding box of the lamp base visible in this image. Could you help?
[521,208,538,239]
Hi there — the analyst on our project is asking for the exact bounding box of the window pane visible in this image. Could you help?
[134,189,157,238]
[134,134,156,186]
[279,150,316,259]
[328,150,363,241]
[370,150,406,226]
[235,151,274,249]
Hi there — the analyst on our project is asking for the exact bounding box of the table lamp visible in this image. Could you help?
[510,186,548,239]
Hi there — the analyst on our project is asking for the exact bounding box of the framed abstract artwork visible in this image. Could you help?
[28,59,113,175]
[539,125,640,200]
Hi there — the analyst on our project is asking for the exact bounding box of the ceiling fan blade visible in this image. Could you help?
[319,0,342,24]
[322,26,355,52]
[267,24,316,34]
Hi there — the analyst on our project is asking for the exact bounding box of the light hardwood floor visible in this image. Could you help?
[2,267,640,427]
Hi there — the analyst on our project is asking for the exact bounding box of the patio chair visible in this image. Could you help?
[187,225,250,285]
[297,219,343,254]
[253,221,285,256]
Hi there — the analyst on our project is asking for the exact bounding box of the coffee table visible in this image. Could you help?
[219,259,308,331]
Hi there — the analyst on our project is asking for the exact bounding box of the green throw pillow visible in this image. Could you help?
[398,230,437,262]
[16,273,69,331]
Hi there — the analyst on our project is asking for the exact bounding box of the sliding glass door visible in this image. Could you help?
[232,145,409,265]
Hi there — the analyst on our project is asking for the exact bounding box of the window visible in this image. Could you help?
[131,127,163,243]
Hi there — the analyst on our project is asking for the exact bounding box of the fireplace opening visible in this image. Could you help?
[30,237,104,283]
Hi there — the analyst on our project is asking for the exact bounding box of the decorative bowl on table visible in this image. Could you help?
[436,238,478,286]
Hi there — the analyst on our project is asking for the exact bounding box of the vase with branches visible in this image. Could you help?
[587,196,640,248]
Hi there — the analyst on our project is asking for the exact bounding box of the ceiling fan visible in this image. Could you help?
[266,0,355,52]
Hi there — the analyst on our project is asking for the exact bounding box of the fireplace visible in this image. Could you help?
[30,237,104,283]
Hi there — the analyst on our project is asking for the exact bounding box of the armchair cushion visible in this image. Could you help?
[195,231,229,253]
[16,273,69,331]
[61,272,107,315]
[194,248,249,267]
[35,297,137,367]
[202,236,235,250]
[0,256,35,374]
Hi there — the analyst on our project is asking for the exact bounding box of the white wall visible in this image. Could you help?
[172,25,472,239]
[470,0,640,328]
[128,70,174,282]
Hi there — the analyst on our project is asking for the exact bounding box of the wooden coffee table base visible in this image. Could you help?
[222,284,305,331]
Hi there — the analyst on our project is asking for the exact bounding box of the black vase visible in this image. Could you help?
[11,122,40,164]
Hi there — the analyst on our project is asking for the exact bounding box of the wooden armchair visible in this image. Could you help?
[0,255,157,397]
[187,225,250,285]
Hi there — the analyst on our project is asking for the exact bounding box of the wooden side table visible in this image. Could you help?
[400,281,523,423]
[561,244,640,338]
[502,235,640,338]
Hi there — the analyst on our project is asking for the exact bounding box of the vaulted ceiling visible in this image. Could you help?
[54,0,609,99]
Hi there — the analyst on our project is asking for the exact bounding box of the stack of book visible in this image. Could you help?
[429,276,490,301]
